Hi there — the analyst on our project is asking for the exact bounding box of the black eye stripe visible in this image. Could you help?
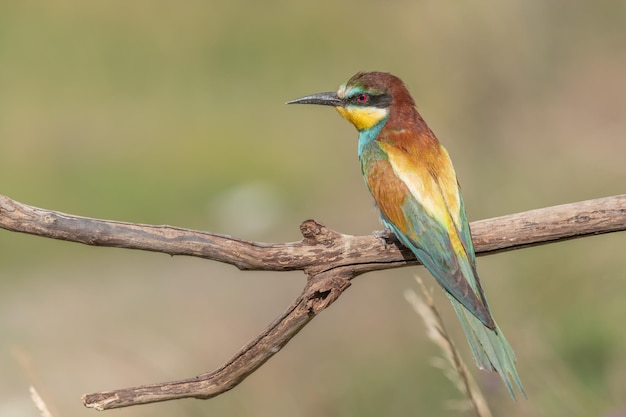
[349,93,392,108]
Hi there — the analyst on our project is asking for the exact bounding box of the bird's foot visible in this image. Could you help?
[373,228,395,248]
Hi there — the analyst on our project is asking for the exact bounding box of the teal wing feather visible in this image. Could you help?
[381,193,526,399]
[381,197,494,329]
[365,138,525,398]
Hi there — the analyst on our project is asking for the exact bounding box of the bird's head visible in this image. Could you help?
[288,72,413,132]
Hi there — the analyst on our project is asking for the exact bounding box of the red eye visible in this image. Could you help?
[356,94,369,103]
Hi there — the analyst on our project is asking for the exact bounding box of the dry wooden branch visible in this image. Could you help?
[1,193,625,410]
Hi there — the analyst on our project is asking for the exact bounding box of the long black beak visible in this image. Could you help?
[286,92,343,107]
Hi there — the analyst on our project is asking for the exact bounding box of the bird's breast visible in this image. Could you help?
[361,148,411,235]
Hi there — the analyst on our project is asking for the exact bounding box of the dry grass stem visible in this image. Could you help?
[30,386,54,417]
[404,276,492,417]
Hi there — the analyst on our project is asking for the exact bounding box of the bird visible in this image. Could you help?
[287,71,525,399]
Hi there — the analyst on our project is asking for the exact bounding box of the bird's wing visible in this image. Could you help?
[364,135,494,328]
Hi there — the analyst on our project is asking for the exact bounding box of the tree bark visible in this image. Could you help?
[1,193,624,410]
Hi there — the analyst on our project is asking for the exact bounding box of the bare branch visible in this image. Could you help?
[1,194,624,276]
[81,272,350,409]
[1,193,624,410]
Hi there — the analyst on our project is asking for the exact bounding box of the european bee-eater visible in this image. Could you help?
[288,71,524,398]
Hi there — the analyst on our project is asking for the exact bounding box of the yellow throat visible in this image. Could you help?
[336,106,389,131]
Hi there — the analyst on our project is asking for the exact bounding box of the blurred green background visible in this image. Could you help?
[1,1,625,416]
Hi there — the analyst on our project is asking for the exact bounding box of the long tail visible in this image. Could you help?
[447,294,526,399]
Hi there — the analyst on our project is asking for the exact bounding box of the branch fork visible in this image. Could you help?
[1,194,624,410]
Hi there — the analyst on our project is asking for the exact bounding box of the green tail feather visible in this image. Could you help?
[447,294,526,399]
